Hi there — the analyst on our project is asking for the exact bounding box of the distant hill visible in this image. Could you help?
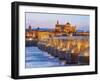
[34,28,53,30]
[77,30,89,32]
[26,27,54,31]
[26,28,89,32]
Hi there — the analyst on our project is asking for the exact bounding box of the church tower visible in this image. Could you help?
[57,20,59,25]
[29,25,32,32]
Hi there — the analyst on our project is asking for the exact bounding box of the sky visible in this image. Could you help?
[25,12,90,31]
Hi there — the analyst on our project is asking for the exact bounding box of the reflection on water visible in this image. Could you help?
[25,36,89,68]
[25,47,65,68]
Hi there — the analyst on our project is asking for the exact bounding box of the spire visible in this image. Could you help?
[57,20,59,24]
[29,25,32,31]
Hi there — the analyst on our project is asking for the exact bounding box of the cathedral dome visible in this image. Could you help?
[66,22,71,25]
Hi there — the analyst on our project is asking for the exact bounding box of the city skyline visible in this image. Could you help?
[25,12,90,31]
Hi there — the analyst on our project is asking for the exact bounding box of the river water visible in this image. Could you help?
[25,36,89,68]
[25,46,65,68]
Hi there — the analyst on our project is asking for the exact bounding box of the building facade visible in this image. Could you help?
[26,21,78,40]
[55,21,76,34]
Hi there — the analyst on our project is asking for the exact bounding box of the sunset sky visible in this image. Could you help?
[25,12,90,31]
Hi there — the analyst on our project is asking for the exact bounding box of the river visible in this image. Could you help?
[25,46,66,68]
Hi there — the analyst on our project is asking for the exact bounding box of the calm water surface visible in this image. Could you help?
[25,36,89,68]
[25,46,65,68]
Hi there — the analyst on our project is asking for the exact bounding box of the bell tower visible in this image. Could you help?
[29,25,32,31]
[57,20,59,25]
